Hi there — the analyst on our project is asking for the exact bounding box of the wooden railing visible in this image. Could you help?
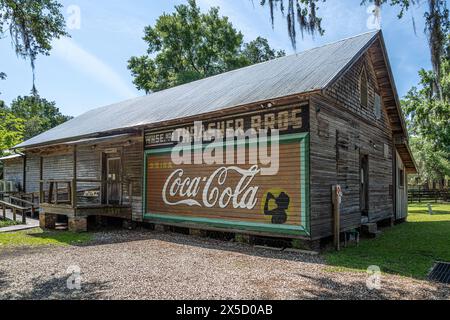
[39,178,133,208]
[1,195,36,224]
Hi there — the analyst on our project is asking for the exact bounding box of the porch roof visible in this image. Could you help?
[0,154,24,161]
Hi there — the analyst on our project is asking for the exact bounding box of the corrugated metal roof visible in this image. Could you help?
[15,31,379,149]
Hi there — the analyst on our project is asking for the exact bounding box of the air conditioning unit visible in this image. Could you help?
[5,181,13,192]
[0,181,17,193]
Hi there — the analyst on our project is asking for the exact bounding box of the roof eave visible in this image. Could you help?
[377,31,409,138]
[322,30,380,92]
[14,129,140,150]
[377,32,417,173]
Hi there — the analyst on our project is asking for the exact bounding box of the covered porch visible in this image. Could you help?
[25,133,142,232]
[38,177,133,232]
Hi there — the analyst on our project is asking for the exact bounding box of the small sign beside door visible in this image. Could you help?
[104,148,118,154]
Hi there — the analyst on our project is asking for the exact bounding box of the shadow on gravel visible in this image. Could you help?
[86,228,326,266]
[1,275,111,300]
[0,227,322,267]
[0,271,9,290]
[293,273,450,300]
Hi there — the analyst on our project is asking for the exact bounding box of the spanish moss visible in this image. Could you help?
[0,0,69,94]
[261,0,325,50]
[261,0,448,100]
[424,0,449,99]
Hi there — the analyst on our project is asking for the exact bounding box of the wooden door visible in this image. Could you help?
[360,155,369,216]
[107,157,121,205]
[396,151,408,219]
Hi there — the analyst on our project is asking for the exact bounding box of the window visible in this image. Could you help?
[374,93,382,119]
[360,68,368,108]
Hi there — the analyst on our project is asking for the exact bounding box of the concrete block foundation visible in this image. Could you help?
[68,217,88,233]
[39,213,57,230]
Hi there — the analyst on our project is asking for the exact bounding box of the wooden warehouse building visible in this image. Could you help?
[1,31,416,244]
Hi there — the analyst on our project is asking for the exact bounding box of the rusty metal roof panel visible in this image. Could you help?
[15,31,379,149]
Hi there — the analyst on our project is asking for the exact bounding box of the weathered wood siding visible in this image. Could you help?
[3,158,24,190]
[25,155,41,193]
[123,137,143,222]
[309,52,394,239]
[21,135,143,221]
[76,145,101,205]
[43,153,74,181]
[77,146,100,180]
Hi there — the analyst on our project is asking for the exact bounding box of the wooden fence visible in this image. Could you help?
[408,189,450,203]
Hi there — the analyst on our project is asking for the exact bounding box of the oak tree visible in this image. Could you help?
[128,0,285,93]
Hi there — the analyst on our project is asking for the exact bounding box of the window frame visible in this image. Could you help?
[374,92,382,119]
[360,67,368,108]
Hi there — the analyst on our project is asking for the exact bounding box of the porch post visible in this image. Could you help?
[332,185,341,251]
[39,156,43,204]
[22,154,27,193]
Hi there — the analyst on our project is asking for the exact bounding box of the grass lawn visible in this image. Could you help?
[326,202,450,279]
[0,228,92,247]
[0,219,20,228]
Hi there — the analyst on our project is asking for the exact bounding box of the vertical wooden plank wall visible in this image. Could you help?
[25,155,41,193]
[42,153,74,181]
[123,138,143,222]
[3,158,24,190]
[77,145,101,203]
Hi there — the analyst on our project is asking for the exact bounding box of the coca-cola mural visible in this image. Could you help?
[144,132,309,235]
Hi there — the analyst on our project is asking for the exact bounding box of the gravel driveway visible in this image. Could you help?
[0,230,448,300]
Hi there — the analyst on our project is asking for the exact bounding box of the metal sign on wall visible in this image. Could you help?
[144,103,309,148]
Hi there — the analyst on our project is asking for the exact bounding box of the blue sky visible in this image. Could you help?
[0,0,431,117]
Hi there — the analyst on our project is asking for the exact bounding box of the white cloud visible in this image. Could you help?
[52,37,137,100]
